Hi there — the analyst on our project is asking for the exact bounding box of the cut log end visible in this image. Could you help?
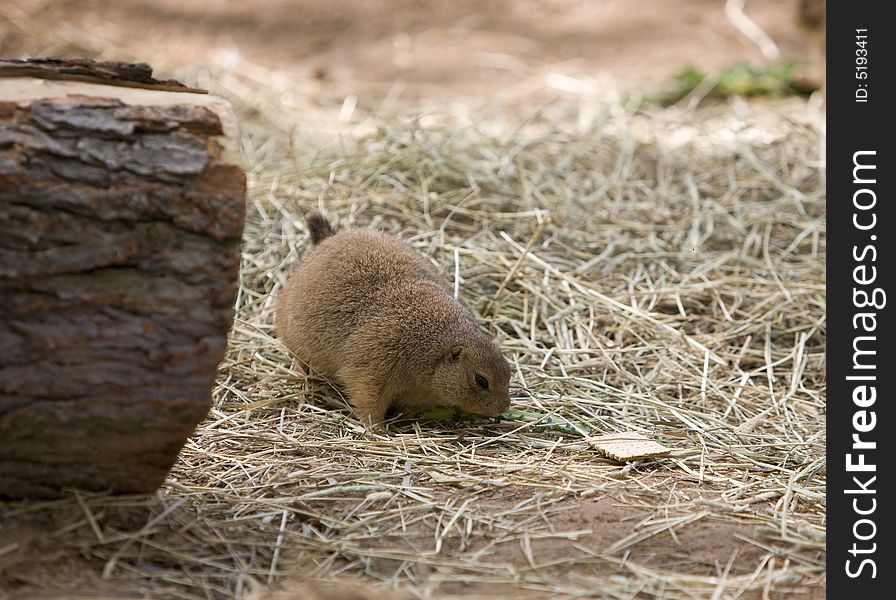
[0,59,245,498]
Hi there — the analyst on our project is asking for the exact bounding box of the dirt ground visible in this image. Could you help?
[0,1,825,599]
[2,0,816,102]
[1,479,822,599]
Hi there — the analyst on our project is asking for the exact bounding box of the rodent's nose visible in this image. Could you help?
[499,395,511,414]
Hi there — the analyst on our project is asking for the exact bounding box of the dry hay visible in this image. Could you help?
[0,65,825,599]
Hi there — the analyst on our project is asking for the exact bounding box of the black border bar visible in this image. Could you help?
[827,1,895,596]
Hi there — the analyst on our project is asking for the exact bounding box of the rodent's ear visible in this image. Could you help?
[448,345,464,363]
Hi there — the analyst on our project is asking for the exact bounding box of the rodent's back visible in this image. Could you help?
[275,228,454,376]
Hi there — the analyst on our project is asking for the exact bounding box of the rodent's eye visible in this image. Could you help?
[475,373,489,390]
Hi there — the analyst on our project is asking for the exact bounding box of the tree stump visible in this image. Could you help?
[0,59,246,498]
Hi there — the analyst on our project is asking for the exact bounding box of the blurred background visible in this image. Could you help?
[1,0,823,127]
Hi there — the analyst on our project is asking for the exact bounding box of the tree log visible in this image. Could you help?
[0,58,206,93]
[0,61,245,498]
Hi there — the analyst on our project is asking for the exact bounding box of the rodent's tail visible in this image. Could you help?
[306,213,335,245]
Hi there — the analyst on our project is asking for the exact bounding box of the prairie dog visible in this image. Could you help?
[275,214,511,425]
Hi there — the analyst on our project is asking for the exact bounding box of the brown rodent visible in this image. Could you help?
[275,213,511,425]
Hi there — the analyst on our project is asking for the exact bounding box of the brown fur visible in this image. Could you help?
[275,214,511,425]
[306,212,335,244]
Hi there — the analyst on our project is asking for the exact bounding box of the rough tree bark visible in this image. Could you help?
[0,60,245,498]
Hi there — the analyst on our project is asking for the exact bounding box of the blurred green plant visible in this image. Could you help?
[651,61,818,106]
[417,406,591,436]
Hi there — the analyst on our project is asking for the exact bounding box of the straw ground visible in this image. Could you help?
[1,67,825,599]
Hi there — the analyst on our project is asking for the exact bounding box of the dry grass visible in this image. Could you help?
[1,54,825,599]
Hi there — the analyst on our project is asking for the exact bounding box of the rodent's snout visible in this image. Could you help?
[469,391,510,417]
[494,393,511,416]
